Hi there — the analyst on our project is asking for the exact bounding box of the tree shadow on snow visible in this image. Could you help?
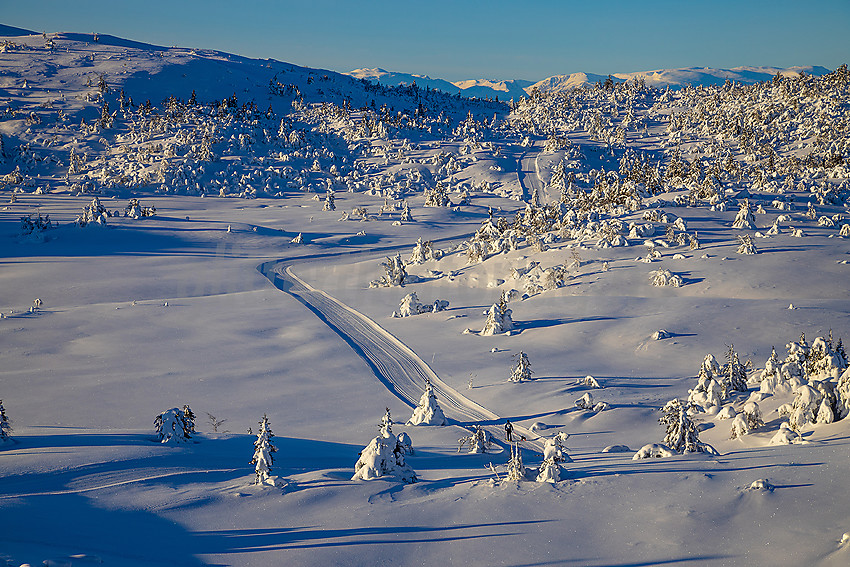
[189,520,556,553]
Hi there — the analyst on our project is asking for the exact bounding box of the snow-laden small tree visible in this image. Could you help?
[542,432,571,464]
[788,384,821,431]
[371,254,407,287]
[353,411,417,483]
[251,414,278,486]
[837,367,850,420]
[687,365,723,412]
[504,441,526,482]
[806,335,846,381]
[183,405,196,436]
[732,200,756,229]
[407,378,447,426]
[380,407,393,439]
[458,425,491,453]
[736,234,757,255]
[400,201,414,222]
[0,399,12,443]
[481,291,513,336]
[396,292,426,317]
[408,237,439,264]
[154,408,193,444]
[509,351,532,382]
[322,190,335,211]
[659,399,716,454]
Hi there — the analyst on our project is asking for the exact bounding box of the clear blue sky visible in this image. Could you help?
[4,0,849,81]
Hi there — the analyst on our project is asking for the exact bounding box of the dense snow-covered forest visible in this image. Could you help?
[2,27,850,566]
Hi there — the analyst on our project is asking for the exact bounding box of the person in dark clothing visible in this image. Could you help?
[505,419,513,442]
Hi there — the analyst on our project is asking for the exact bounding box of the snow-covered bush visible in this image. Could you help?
[393,292,449,318]
[509,351,532,382]
[251,414,282,486]
[770,422,801,445]
[632,443,675,459]
[407,379,447,426]
[578,375,603,388]
[649,268,683,287]
[154,407,193,444]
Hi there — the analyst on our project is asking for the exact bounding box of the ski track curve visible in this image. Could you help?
[258,255,544,454]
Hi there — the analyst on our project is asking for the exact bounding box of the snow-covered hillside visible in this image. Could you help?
[346,67,531,101]
[2,27,850,567]
[349,64,831,100]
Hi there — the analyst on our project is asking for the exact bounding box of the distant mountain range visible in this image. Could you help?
[347,65,832,100]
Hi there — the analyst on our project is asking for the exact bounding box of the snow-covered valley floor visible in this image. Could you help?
[2,29,850,566]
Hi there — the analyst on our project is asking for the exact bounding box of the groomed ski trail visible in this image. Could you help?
[258,258,543,453]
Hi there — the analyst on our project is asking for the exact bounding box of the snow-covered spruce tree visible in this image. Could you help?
[481,291,513,336]
[509,351,533,382]
[322,190,336,211]
[407,378,447,426]
[721,344,748,399]
[0,399,12,443]
[400,201,414,222]
[659,399,716,454]
[251,414,278,486]
[154,408,192,444]
[182,405,196,436]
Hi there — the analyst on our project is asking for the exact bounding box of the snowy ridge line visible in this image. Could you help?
[0,468,240,499]
[259,259,544,453]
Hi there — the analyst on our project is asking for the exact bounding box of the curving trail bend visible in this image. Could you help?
[258,257,543,453]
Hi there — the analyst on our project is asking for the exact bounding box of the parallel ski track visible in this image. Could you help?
[258,251,543,454]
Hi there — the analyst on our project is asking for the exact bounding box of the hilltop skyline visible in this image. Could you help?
[4,0,849,82]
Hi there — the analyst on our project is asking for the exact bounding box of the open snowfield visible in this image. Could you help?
[2,28,850,566]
